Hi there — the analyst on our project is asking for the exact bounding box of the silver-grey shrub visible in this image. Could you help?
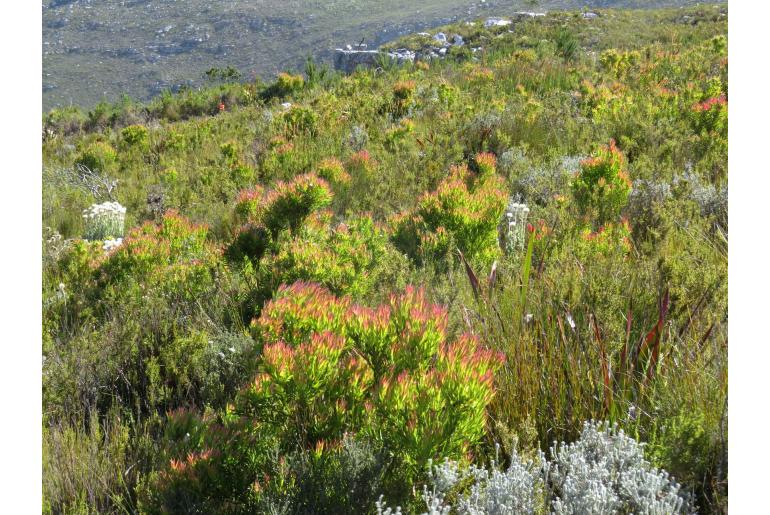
[546,421,687,514]
[508,155,582,206]
[377,421,690,514]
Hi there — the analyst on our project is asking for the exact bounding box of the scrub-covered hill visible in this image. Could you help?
[43,0,719,110]
[43,5,728,513]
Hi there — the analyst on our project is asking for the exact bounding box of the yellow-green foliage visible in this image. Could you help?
[42,5,729,512]
[143,282,502,510]
[392,162,508,266]
[76,140,117,172]
[571,140,632,227]
[274,72,305,97]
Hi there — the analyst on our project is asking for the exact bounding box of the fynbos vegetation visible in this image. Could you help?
[43,4,728,513]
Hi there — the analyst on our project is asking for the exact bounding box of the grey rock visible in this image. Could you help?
[333,48,381,74]
[513,11,546,19]
[484,17,512,28]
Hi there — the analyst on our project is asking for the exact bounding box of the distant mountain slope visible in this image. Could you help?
[42,0,718,110]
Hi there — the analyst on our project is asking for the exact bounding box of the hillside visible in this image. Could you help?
[43,0,719,110]
[43,4,728,514]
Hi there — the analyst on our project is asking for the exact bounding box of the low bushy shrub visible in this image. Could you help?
[144,283,503,510]
[378,421,690,514]
[571,140,632,227]
[391,163,508,266]
[121,124,149,148]
[76,141,117,173]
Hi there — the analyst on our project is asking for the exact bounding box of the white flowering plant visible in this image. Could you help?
[499,200,530,254]
[82,201,126,241]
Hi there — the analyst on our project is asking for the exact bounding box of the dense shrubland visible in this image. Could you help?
[43,5,727,513]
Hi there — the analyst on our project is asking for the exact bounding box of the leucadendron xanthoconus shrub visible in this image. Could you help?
[144,281,503,510]
[391,159,508,267]
[229,173,403,304]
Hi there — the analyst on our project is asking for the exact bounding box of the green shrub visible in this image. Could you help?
[261,212,397,299]
[390,80,417,117]
[145,283,503,510]
[316,157,351,186]
[261,174,333,236]
[76,141,117,172]
[283,105,319,136]
[273,72,305,97]
[121,124,149,147]
[43,413,141,514]
[391,163,508,266]
[571,140,632,226]
[98,210,218,293]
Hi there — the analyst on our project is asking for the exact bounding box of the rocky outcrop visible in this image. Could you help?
[333,47,382,74]
[333,12,547,74]
[333,44,416,73]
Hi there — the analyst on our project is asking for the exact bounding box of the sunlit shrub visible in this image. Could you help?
[252,282,503,459]
[76,141,117,172]
[574,219,633,260]
[571,140,631,226]
[220,141,239,161]
[347,149,376,177]
[392,80,417,117]
[262,213,394,298]
[261,174,333,236]
[147,283,502,508]
[691,94,727,136]
[385,118,415,150]
[97,210,219,296]
[474,151,497,178]
[283,105,318,136]
[121,124,149,148]
[43,413,139,514]
[316,157,351,186]
[274,72,305,97]
[392,164,508,266]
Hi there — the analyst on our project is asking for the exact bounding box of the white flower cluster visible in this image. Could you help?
[102,238,124,252]
[82,201,126,241]
[500,200,530,254]
[377,420,690,515]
